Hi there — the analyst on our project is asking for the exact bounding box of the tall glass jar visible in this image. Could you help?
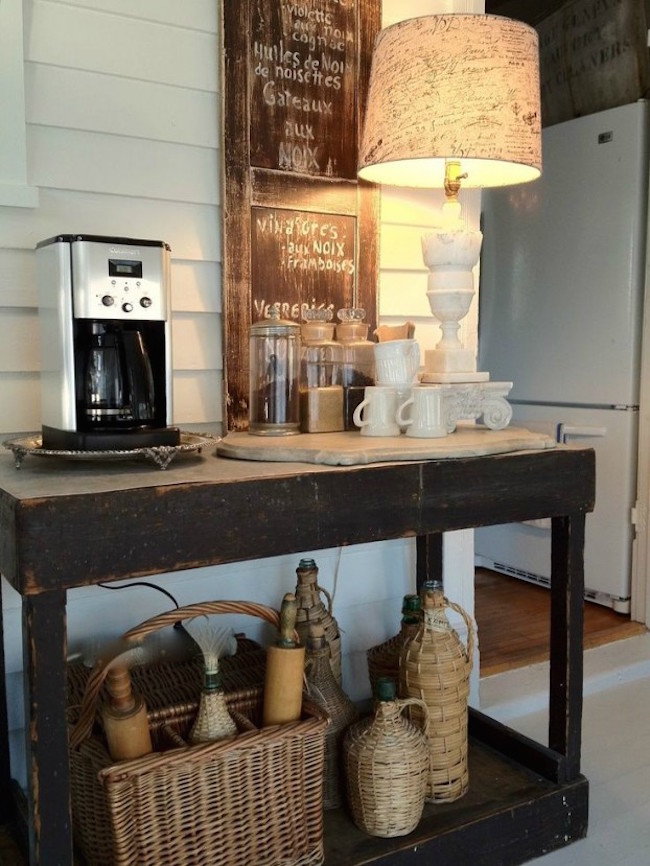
[249,305,301,435]
[335,308,376,430]
[300,309,344,433]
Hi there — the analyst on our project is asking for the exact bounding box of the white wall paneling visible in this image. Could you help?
[24,1,218,91]
[25,65,220,148]
[0,309,40,373]
[171,260,222,314]
[0,0,39,206]
[0,190,222,262]
[28,127,220,206]
[0,375,42,434]
[172,371,222,426]
[171,314,222,371]
[0,249,38,307]
[43,0,220,32]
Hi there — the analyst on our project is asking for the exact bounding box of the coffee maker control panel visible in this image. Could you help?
[71,238,171,321]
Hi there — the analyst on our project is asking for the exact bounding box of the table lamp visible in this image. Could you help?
[358,14,542,428]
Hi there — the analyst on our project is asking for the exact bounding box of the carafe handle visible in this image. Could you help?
[396,696,430,737]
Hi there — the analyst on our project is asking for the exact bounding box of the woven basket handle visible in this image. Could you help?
[69,600,281,750]
[396,696,430,737]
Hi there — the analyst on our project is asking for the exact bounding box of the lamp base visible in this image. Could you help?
[422,347,489,384]
[423,370,490,384]
[439,381,513,431]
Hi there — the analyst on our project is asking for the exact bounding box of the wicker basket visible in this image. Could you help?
[67,633,266,719]
[68,601,328,866]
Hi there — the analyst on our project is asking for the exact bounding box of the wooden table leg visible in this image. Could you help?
[416,533,443,592]
[0,581,12,821]
[22,590,73,866]
[549,513,586,781]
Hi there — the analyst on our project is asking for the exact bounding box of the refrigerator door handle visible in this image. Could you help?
[556,423,607,444]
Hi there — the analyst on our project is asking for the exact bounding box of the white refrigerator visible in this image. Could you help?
[474,100,650,613]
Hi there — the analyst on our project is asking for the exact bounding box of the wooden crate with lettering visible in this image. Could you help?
[537,0,650,126]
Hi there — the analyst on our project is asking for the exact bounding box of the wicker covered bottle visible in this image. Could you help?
[400,587,474,803]
[344,677,429,838]
[294,557,342,684]
[305,623,358,809]
[366,593,421,695]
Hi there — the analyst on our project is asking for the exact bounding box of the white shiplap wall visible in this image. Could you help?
[0,0,478,789]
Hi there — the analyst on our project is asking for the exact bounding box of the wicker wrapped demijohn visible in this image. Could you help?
[305,623,358,809]
[400,584,475,803]
[344,677,429,838]
[367,594,421,695]
[294,557,343,684]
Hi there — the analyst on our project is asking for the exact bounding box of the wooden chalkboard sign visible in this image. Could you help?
[249,0,358,178]
[223,0,381,431]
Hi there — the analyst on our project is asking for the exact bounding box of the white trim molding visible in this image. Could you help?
[0,0,39,207]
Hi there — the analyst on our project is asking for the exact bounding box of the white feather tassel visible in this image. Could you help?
[184,618,237,677]
[184,617,238,743]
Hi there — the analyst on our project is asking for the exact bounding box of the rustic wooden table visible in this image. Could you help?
[0,437,595,865]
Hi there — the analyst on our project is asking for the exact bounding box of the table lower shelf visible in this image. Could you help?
[325,737,589,866]
[9,721,589,866]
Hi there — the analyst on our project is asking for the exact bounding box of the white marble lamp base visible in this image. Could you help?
[422,347,490,384]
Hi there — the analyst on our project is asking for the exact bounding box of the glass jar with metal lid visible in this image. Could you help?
[249,305,301,435]
[300,309,344,433]
[336,308,376,430]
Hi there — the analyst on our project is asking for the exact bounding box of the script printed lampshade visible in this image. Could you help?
[358,14,542,189]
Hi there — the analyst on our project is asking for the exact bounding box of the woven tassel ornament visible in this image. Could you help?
[185,617,238,744]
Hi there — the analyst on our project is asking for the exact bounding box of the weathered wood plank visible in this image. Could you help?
[22,591,71,865]
[550,512,586,780]
[2,448,595,594]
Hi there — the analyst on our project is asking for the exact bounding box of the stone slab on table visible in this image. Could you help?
[216,425,556,466]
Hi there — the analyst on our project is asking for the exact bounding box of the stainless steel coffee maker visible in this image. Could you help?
[36,234,179,450]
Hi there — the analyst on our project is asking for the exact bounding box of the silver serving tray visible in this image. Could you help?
[3,431,220,470]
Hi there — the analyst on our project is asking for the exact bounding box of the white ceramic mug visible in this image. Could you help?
[353,386,400,437]
[395,385,448,439]
[374,339,420,386]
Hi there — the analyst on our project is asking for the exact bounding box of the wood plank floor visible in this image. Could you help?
[476,567,647,677]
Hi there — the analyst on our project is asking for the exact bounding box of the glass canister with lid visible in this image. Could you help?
[248,305,301,435]
[336,308,376,430]
[299,308,344,433]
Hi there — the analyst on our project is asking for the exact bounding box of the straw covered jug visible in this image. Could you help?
[344,677,429,837]
[400,585,474,803]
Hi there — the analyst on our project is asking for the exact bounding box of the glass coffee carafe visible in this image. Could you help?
[82,323,155,428]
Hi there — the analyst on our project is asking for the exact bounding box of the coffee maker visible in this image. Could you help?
[36,234,180,450]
